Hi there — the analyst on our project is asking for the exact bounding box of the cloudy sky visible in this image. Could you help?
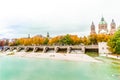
[0,0,120,39]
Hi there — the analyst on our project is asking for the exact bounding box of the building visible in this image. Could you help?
[110,19,116,35]
[47,32,50,38]
[98,17,108,34]
[90,22,96,34]
[90,17,116,35]
[98,42,111,54]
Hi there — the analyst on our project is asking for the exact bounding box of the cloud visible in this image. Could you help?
[0,0,120,38]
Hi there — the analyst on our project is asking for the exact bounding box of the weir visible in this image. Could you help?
[34,47,43,52]
[57,47,67,53]
[43,47,49,53]
[70,47,83,54]
[46,47,54,53]
[85,45,98,53]
[25,47,34,52]
[17,47,25,52]
[10,47,17,51]
[3,45,98,54]
[4,47,10,51]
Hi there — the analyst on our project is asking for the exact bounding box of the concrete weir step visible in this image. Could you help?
[2,45,98,54]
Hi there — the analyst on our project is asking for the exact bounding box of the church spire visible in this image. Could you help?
[90,21,96,34]
[92,21,94,25]
[112,19,115,23]
[101,16,104,21]
[111,19,116,27]
[112,19,114,22]
[28,34,30,38]
[47,32,49,38]
[110,19,116,35]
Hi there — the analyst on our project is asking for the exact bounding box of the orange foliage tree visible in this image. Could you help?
[8,33,112,46]
[97,34,110,42]
[88,34,97,45]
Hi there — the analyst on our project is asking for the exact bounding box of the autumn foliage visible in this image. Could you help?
[6,33,111,46]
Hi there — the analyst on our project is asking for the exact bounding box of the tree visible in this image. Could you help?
[59,34,73,45]
[23,38,32,46]
[82,36,90,45]
[43,38,49,45]
[88,34,97,45]
[32,36,44,45]
[107,29,120,54]
[97,34,110,42]
[70,35,81,45]
[48,36,62,45]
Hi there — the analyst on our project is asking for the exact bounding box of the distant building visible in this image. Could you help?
[47,32,49,38]
[28,34,30,38]
[90,22,96,34]
[98,42,111,54]
[98,17,108,34]
[90,17,116,35]
[110,19,116,35]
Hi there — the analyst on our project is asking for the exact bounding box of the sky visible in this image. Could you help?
[0,0,120,39]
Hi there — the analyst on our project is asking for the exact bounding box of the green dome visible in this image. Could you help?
[99,21,107,24]
[99,17,107,24]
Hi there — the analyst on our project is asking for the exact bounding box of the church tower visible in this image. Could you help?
[47,32,49,38]
[28,34,30,38]
[98,17,108,34]
[110,19,116,35]
[90,22,96,34]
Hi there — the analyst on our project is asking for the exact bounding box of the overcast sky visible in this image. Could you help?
[0,0,120,39]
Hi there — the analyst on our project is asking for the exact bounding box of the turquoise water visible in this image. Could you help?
[0,56,120,80]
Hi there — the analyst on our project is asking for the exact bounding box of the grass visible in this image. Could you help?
[86,52,99,57]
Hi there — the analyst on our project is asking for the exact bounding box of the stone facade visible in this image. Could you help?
[110,19,116,35]
[90,22,96,34]
[90,17,116,35]
[98,17,108,34]
[98,42,111,54]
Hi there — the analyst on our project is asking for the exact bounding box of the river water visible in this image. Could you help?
[0,56,120,80]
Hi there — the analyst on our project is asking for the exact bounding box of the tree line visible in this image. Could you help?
[1,32,120,54]
[0,34,110,46]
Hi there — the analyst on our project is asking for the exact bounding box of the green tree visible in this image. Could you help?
[43,38,49,45]
[107,29,120,54]
[59,34,73,45]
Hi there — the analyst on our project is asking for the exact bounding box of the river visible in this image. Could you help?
[0,56,120,80]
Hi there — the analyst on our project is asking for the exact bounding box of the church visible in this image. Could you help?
[90,17,116,35]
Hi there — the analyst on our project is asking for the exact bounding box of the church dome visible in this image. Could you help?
[99,17,107,24]
[99,21,107,24]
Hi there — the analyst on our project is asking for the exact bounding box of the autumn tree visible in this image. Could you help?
[97,34,110,42]
[88,34,97,45]
[82,36,90,45]
[107,29,120,54]
[70,35,81,45]
[32,36,44,45]
[48,36,62,45]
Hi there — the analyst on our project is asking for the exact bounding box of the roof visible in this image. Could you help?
[99,17,107,24]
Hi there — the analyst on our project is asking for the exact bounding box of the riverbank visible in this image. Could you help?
[0,52,101,62]
[100,54,120,60]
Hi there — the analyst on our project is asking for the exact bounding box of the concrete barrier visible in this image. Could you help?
[2,45,98,54]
